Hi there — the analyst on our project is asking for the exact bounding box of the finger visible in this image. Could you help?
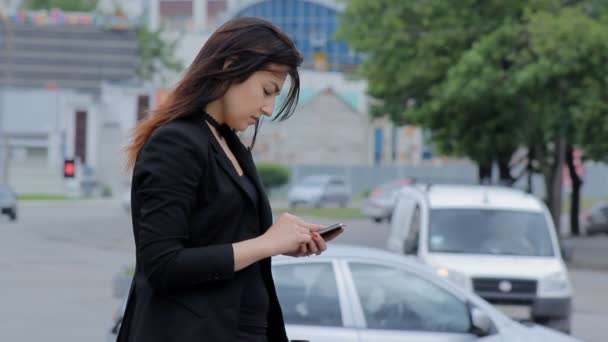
[306,240,319,255]
[312,233,327,254]
[298,232,312,245]
[298,244,308,257]
[298,222,326,232]
[298,226,312,235]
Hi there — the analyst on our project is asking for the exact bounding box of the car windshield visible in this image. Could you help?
[428,209,555,257]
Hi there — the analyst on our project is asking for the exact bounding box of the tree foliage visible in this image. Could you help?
[339,1,608,233]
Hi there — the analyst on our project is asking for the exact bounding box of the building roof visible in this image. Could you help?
[273,86,361,116]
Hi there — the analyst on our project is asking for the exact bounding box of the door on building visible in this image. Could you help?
[75,110,87,164]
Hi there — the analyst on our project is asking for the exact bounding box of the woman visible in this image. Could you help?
[117,17,342,342]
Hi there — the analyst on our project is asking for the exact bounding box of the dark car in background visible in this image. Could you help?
[582,201,608,235]
[0,184,18,221]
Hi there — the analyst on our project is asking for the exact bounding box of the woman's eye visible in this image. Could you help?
[263,89,272,96]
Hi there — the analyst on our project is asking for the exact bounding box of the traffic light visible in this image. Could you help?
[63,159,75,178]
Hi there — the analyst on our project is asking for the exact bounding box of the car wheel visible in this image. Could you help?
[534,316,571,334]
[9,210,17,221]
[373,217,382,223]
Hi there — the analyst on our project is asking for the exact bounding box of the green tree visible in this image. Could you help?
[337,1,541,183]
[136,25,184,82]
[338,1,608,234]
[256,163,290,192]
[26,0,98,11]
[423,6,608,233]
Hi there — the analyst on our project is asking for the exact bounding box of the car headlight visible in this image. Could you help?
[538,271,571,296]
[435,267,470,290]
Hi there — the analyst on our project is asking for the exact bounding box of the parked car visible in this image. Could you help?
[582,201,608,235]
[288,175,351,208]
[108,245,580,342]
[0,184,18,221]
[362,179,413,223]
[387,185,573,333]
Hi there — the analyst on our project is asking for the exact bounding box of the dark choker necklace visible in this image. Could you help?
[202,111,228,137]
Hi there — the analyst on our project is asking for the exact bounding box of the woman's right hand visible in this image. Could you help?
[262,213,317,256]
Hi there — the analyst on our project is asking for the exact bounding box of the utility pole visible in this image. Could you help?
[0,12,11,184]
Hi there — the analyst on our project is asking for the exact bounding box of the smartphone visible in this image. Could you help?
[318,222,345,239]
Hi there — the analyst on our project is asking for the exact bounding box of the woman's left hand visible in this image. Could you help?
[283,222,327,257]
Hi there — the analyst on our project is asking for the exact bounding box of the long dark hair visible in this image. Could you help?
[127,17,303,168]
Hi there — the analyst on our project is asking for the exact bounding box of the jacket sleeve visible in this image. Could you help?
[133,125,235,293]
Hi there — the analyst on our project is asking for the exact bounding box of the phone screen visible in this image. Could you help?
[319,222,345,238]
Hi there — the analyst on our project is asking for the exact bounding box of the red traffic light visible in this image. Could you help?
[63,160,75,178]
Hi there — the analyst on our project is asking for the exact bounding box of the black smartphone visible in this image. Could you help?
[318,222,345,239]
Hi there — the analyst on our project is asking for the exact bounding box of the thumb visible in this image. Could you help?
[300,223,326,232]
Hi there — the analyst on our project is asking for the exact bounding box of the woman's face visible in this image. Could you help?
[221,63,288,131]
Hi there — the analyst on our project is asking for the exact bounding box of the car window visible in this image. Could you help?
[350,263,471,333]
[272,262,342,327]
[330,179,345,186]
[429,209,555,256]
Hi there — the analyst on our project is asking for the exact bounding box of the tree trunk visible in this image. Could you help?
[526,157,533,194]
[497,159,514,186]
[545,137,566,236]
[566,145,583,236]
[478,162,492,185]
[526,145,536,194]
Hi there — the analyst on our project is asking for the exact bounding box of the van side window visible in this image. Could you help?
[404,206,420,254]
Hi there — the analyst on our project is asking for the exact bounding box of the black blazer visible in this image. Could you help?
[117,114,289,342]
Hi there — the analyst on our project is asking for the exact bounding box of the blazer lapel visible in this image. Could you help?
[224,133,274,231]
[204,124,258,207]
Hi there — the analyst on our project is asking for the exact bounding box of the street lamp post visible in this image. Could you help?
[0,12,11,184]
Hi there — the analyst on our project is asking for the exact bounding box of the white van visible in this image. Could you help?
[387,185,573,333]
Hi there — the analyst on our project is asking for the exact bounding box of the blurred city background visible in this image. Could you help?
[0,0,607,341]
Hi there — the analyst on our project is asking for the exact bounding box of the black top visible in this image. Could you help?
[237,173,269,334]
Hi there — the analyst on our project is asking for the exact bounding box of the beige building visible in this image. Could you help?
[251,87,371,165]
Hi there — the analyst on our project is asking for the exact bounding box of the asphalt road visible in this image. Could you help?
[0,199,606,342]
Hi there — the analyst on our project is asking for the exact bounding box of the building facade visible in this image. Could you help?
[0,10,138,95]
[231,0,362,72]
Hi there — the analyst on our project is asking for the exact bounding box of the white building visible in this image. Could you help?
[0,81,156,195]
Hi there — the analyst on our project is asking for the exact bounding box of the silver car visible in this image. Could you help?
[582,201,608,235]
[362,179,413,223]
[108,245,580,342]
[274,245,581,342]
[288,175,351,208]
[0,184,18,221]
